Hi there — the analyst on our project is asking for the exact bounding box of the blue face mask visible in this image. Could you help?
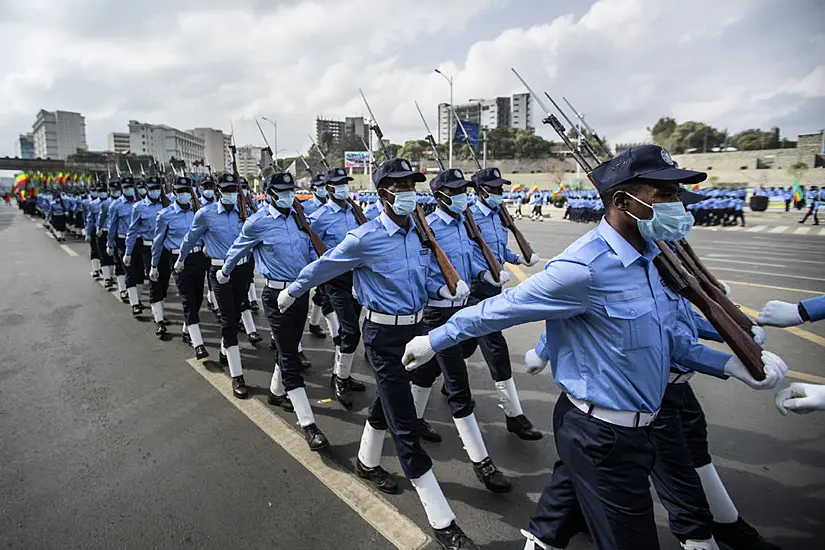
[625,193,694,242]
[122,187,135,198]
[221,192,238,205]
[176,192,192,205]
[274,191,295,209]
[265,195,273,205]
[331,183,350,200]
[241,188,249,197]
[483,191,503,208]
[111,190,122,199]
[148,189,161,200]
[138,187,148,197]
[441,192,467,214]
[387,190,417,216]
[202,189,215,199]
[315,187,328,199]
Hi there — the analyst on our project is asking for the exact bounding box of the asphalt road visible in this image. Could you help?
[1,204,823,550]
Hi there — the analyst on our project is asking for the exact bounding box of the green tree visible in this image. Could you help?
[398,140,428,162]
[730,128,781,151]
[487,126,518,158]
[514,130,552,158]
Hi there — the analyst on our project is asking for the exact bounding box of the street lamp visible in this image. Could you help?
[469,98,487,168]
[261,116,278,166]
[434,69,453,168]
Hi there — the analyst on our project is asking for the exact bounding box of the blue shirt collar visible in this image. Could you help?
[216,201,239,215]
[328,201,344,214]
[476,200,494,217]
[596,217,659,268]
[173,201,186,214]
[379,210,411,237]
[268,204,293,219]
[434,207,459,225]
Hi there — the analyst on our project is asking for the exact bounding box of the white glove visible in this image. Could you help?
[757,300,803,328]
[173,259,185,273]
[500,270,512,285]
[721,281,731,296]
[123,255,131,267]
[216,269,230,285]
[524,348,548,375]
[751,325,766,345]
[438,280,470,302]
[724,350,788,390]
[522,253,540,267]
[96,229,102,237]
[106,247,114,257]
[149,267,160,282]
[481,269,508,287]
[85,235,91,242]
[402,335,435,371]
[277,288,296,313]
[775,383,825,415]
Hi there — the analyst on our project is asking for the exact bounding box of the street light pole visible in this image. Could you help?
[434,69,453,168]
[261,116,278,166]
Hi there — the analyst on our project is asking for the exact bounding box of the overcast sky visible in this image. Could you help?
[0,0,823,159]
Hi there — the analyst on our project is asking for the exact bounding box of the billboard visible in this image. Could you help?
[345,151,370,168]
[453,120,480,146]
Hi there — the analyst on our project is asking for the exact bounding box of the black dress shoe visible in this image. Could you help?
[440,382,449,396]
[249,300,259,312]
[120,290,129,303]
[433,521,479,550]
[104,278,114,288]
[506,414,543,441]
[267,391,294,412]
[155,321,168,337]
[92,270,100,279]
[355,459,399,494]
[247,331,263,344]
[344,376,366,392]
[712,518,781,550]
[473,457,513,493]
[269,339,277,351]
[131,304,143,316]
[298,351,311,369]
[302,423,329,451]
[417,419,442,443]
[231,375,248,399]
[331,374,353,409]
[309,323,327,338]
[181,331,192,346]
[194,345,209,360]
[219,352,228,365]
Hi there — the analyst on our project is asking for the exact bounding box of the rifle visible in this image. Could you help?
[293,197,328,256]
[299,149,367,225]
[229,120,248,220]
[562,96,613,160]
[511,68,765,380]
[415,100,502,282]
[307,134,332,171]
[360,89,460,294]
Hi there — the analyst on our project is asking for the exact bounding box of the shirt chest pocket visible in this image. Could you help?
[604,299,654,350]
[262,234,290,252]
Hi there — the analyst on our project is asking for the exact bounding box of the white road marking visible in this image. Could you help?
[701,257,785,268]
[705,254,824,265]
[820,228,825,236]
[185,358,431,550]
[746,225,768,233]
[61,244,78,257]
[706,266,825,283]
[769,226,788,234]
[793,227,811,235]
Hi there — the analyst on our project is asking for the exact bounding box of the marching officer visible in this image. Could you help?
[153,176,209,359]
[125,176,165,330]
[302,172,333,338]
[406,167,512,494]
[280,158,479,550]
[308,167,368,408]
[96,182,120,290]
[107,176,144,313]
[84,184,104,279]
[302,173,328,215]
[221,171,331,450]
[177,173,253,398]
[402,145,788,550]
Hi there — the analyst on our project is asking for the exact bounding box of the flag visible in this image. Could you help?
[12,172,30,192]
[511,183,522,192]
[528,184,539,196]
[551,183,564,197]
[792,179,803,202]
[690,183,701,191]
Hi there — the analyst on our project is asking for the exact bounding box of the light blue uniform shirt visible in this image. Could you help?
[309,201,360,249]
[801,295,825,322]
[178,202,245,263]
[125,197,163,255]
[471,201,519,266]
[429,217,708,413]
[96,197,112,230]
[302,196,327,216]
[151,202,198,267]
[48,197,67,216]
[107,197,139,248]
[223,205,317,281]
[289,211,430,315]
[425,208,486,299]
[85,198,102,233]
[364,201,382,221]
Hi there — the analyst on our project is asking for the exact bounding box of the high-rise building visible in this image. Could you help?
[127,120,205,166]
[316,117,345,147]
[107,132,130,153]
[15,133,35,159]
[32,110,88,160]
[511,92,534,133]
[236,145,263,178]
[191,127,232,173]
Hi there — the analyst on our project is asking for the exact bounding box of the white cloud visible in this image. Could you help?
[0,0,822,158]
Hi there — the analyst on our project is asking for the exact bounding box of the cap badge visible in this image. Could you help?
[661,148,674,166]
[492,169,500,178]
[453,169,463,179]
[401,161,410,171]
[284,174,291,182]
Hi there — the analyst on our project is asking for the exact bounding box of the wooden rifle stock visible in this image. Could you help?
[671,241,754,332]
[464,208,502,282]
[678,239,725,292]
[292,199,328,255]
[654,243,765,381]
[347,198,368,225]
[413,205,461,295]
[245,191,258,214]
[498,204,534,260]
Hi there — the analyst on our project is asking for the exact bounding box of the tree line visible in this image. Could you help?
[648,118,798,154]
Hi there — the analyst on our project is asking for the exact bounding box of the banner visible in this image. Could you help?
[453,120,480,146]
[344,151,370,168]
